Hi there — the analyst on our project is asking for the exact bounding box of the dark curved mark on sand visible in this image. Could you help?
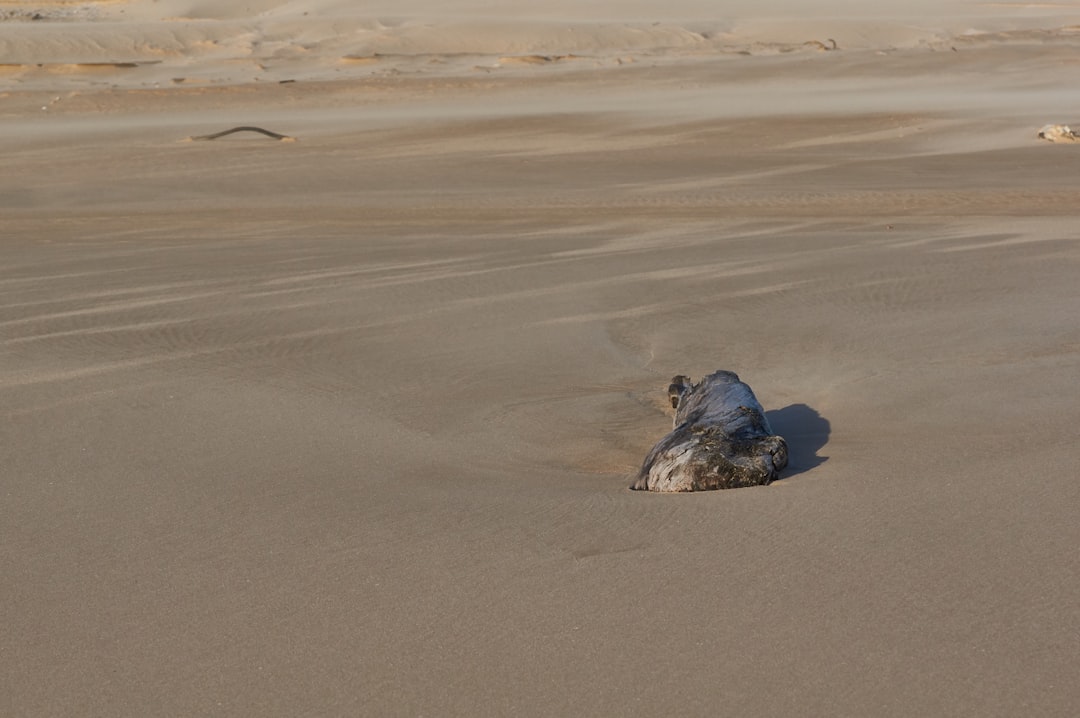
[188,126,296,142]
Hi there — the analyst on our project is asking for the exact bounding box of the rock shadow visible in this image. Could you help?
[766,404,830,479]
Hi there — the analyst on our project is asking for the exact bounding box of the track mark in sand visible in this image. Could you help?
[530,188,1080,217]
[237,285,332,301]
[536,303,683,325]
[251,257,470,289]
[0,290,228,328]
[468,384,660,478]
[446,259,786,316]
[5,377,180,419]
[883,231,1018,251]
[571,544,646,561]
[86,317,214,356]
[0,324,373,391]
[960,341,1080,369]
[722,278,818,303]
[0,280,227,313]
[0,266,152,289]
[1,316,202,347]
[2,353,199,390]
[531,275,812,326]
[885,231,1080,258]
[934,234,1080,253]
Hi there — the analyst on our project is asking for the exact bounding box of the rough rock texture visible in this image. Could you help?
[632,370,788,491]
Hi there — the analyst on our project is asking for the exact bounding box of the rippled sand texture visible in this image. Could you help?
[3,1,1080,716]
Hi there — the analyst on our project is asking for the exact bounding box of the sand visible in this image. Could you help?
[3,1,1080,715]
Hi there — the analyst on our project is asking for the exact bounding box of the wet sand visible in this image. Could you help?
[3,1,1080,715]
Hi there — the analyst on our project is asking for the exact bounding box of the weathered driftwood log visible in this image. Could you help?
[1037,124,1080,143]
[631,370,788,492]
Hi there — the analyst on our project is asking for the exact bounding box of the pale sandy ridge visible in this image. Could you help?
[2,0,1080,89]
[3,1,1080,716]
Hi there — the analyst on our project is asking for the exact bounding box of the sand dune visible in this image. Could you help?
[4,0,1079,89]
[3,1,1080,716]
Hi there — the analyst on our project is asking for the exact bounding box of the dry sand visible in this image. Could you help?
[3,1,1080,715]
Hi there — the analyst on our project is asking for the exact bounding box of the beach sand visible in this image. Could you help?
[3,1,1080,715]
